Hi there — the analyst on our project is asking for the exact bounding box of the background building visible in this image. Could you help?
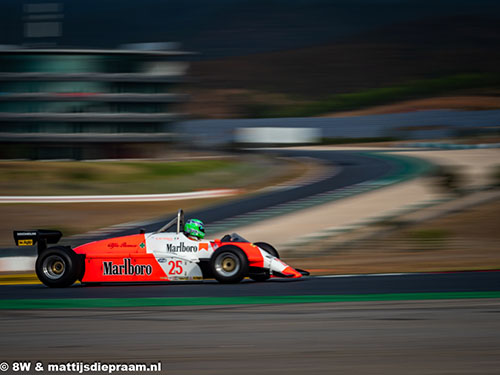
[0,47,189,159]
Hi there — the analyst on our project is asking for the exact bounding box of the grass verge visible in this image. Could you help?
[0,157,267,196]
[1,292,499,309]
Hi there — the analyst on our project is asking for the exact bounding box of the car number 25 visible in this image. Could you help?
[168,260,183,275]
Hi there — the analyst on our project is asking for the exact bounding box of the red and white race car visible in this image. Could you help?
[13,210,307,287]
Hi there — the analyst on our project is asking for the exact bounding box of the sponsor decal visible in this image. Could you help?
[18,239,33,246]
[17,232,37,236]
[166,243,198,253]
[102,258,152,276]
[156,258,167,263]
[193,276,203,280]
[139,242,146,249]
[107,242,138,249]
[198,243,209,251]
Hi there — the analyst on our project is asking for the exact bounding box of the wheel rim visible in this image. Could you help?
[42,255,66,280]
[215,252,240,277]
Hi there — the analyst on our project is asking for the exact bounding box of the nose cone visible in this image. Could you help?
[281,266,303,278]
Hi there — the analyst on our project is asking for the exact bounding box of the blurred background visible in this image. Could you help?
[0,0,499,274]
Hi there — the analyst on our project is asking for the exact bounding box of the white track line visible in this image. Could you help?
[0,189,240,203]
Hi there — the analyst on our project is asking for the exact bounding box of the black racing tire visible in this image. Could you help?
[250,242,280,282]
[210,245,249,284]
[254,242,280,259]
[82,282,101,287]
[35,246,82,288]
[249,271,270,282]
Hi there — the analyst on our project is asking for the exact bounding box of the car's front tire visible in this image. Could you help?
[210,245,249,283]
[254,242,279,258]
[35,247,82,288]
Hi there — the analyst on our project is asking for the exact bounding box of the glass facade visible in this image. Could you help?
[0,49,188,159]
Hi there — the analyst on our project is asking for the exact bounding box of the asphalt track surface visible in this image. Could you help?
[83,150,398,241]
[1,271,499,300]
[1,272,499,375]
[1,299,500,374]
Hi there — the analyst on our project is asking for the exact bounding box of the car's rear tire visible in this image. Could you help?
[210,245,248,283]
[35,247,82,288]
[250,242,280,282]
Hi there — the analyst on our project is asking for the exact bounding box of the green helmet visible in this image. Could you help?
[184,218,205,239]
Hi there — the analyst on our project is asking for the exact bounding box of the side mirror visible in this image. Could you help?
[139,228,145,234]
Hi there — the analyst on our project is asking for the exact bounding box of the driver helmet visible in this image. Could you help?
[184,218,205,240]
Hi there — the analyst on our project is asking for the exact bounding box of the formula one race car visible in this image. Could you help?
[13,210,308,287]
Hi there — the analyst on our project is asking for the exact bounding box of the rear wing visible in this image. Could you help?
[13,230,62,252]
